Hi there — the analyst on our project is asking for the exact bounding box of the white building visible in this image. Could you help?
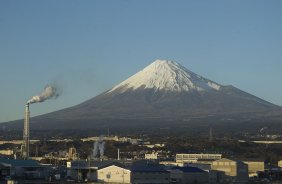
[278,160,282,168]
[243,160,264,177]
[97,164,131,183]
[98,162,170,184]
[211,158,249,183]
[176,153,222,163]
[145,152,158,160]
[0,150,14,156]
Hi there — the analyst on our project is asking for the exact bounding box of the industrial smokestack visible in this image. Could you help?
[22,104,30,159]
[118,148,120,160]
[22,84,60,159]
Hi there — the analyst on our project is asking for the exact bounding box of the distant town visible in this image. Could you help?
[1,130,282,184]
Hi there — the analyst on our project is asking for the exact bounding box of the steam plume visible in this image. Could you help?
[93,136,105,158]
[93,142,99,158]
[27,85,59,104]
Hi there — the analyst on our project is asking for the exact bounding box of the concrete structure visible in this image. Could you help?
[97,164,131,183]
[0,150,14,156]
[176,153,222,163]
[22,104,30,160]
[243,160,265,177]
[170,166,209,184]
[68,147,77,160]
[66,160,104,181]
[66,160,133,182]
[211,158,248,183]
[278,160,282,168]
[67,160,170,183]
[145,152,158,160]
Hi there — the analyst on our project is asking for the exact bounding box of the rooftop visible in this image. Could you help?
[0,158,44,168]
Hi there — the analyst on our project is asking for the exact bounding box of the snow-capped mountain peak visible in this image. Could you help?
[108,59,222,93]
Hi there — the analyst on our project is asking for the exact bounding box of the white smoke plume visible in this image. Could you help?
[27,85,59,104]
[99,141,106,157]
[259,126,268,133]
[92,136,106,158]
[93,142,99,158]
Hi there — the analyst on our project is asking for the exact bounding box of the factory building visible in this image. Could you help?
[97,164,131,183]
[66,160,133,182]
[0,150,14,156]
[66,160,110,181]
[67,160,170,183]
[68,147,78,160]
[0,158,50,180]
[176,153,222,163]
[243,160,265,177]
[278,160,282,168]
[130,164,170,184]
[170,166,209,184]
[145,152,158,160]
[211,158,249,183]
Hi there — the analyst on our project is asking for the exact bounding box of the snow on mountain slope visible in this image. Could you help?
[108,60,221,93]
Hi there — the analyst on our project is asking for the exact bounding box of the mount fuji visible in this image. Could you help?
[108,60,222,93]
[4,60,282,132]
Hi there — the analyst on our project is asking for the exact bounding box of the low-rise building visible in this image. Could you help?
[97,164,131,183]
[68,147,78,160]
[243,160,264,177]
[66,160,110,181]
[170,166,209,184]
[0,150,14,156]
[131,164,170,184]
[278,160,282,168]
[176,153,222,163]
[0,158,50,180]
[145,152,158,160]
[66,160,133,182]
[211,158,248,183]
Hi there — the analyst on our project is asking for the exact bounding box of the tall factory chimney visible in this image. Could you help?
[21,84,59,160]
[22,104,30,159]
[118,148,120,160]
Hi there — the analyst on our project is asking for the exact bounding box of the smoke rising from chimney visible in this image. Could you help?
[93,136,105,158]
[27,85,59,104]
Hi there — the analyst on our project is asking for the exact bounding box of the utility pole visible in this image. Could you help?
[209,127,213,142]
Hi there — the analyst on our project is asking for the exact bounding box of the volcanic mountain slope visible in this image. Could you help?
[4,60,282,130]
[36,60,278,119]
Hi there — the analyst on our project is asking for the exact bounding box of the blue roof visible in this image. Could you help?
[171,166,207,173]
[70,160,133,169]
[0,158,42,167]
[130,165,169,173]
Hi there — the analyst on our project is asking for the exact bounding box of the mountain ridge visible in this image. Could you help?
[2,59,281,132]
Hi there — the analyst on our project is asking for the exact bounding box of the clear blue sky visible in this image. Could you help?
[0,0,281,123]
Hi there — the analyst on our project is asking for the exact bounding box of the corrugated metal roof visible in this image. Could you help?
[130,165,169,173]
[171,166,207,173]
[0,158,43,167]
